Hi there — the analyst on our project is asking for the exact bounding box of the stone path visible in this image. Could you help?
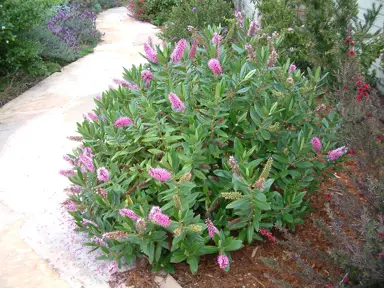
[0,7,176,288]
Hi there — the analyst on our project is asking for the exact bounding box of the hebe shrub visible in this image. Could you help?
[63,16,343,274]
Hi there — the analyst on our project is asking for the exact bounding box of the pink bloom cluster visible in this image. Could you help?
[217,254,229,269]
[108,261,118,274]
[211,32,223,58]
[97,167,110,182]
[63,200,78,212]
[211,32,223,45]
[79,153,95,172]
[259,228,276,242]
[168,92,185,112]
[170,39,187,63]
[67,185,81,195]
[289,64,297,72]
[144,38,158,63]
[247,20,259,37]
[82,218,98,227]
[235,10,244,28]
[208,59,222,75]
[311,137,322,152]
[205,218,219,239]
[141,69,153,88]
[187,25,194,31]
[59,169,76,177]
[188,40,198,59]
[148,206,171,227]
[113,78,139,90]
[87,112,99,122]
[92,236,107,247]
[328,146,348,161]
[119,208,139,220]
[148,167,171,182]
[114,116,133,128]
[63,155,76,166]
[136,218,147,233]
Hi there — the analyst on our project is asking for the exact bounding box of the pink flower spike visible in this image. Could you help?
[235,10,244,28]
[247,20,259,37]
[79,154,95,172]
[168,92,185,112]
[63,200,78,211]
[289,64,297,72]
[170,39,187,63]
[119,208,139,220]
[59,169,76,177]
[114,116,133,128]
[211,32,223,44]
[148,206,162,221]
[82,147,93,158]
[153,212,171,227]
[187,25,194,31]
[327,146,348,161]
[217,255,229,269]
[82,219,98,227]
[144,43,158,63]
[188,40,198,59]
[113,78,139,90]
[148,167,171,182]
[97,167,110,182]
[87,112,98,122]
[92,236,107,247]
[205,218,219,239]
[311,137,322,152]
[141,70,153,88]
[108,261,118,274]
[208,59,222,75]
[63,155,76,166]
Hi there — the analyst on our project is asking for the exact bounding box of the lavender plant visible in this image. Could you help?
[47,5,102,52]
[62,14,344,274]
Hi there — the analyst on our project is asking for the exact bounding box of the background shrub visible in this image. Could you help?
[160,0,233,41]
[62,19,343,274]
[254,0,384,88]
[0,0,64,75]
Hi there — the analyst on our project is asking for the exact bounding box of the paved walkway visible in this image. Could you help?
[0,7,160,288]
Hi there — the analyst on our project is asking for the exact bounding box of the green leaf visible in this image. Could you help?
[283,213,293,223]
[234,137,244,157]
[295,162,313,168]
[187,256,199,274]
[170,252,187,263]
[224,239,243,251]
[232,44,245,54]
[236,87,250,94]
[260,130,271,140]
[247,225,254,244]
[193,169,206,180]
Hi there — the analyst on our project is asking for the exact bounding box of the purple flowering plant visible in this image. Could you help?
[63,19,344,274]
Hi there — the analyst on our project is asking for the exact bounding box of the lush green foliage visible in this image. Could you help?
[126,0,178,26]
[0,0,64,75]
[64,19,343,274]
[160,0,233,41]
[69,0,121,12]
[254,0,384,87]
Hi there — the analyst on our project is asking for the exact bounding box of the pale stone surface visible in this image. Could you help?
[0,7,162,288]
